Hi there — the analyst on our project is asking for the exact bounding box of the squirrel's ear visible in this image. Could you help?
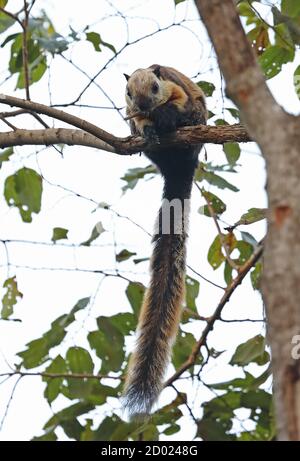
[152,65,161,78]
[123,73,130,81]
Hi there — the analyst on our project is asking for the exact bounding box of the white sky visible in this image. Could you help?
[0,0,299,441]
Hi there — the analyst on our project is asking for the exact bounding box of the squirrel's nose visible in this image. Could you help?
[138,97,151,112]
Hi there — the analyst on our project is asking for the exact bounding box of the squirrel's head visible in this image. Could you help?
[125,66,170,114]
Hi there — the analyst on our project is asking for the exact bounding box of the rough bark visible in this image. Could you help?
[195,0,300,440]
[0,124,251,152]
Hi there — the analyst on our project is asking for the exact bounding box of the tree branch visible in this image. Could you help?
[0,371,122,380]
[164,241,263,388]
[0,128,116,152]
[22,0,30,100]
[0,94,252,152]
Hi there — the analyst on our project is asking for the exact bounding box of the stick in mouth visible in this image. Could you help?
[124,111,144,121]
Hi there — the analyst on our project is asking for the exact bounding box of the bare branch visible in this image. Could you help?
[0,128,116,152]
[0,7,23,27]
[0,371,122,380]
[164,241,263,388]
[0,94,121,149]
[22,0,30,100]
[0,94,252,152]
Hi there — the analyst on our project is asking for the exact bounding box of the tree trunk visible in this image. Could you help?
[195,0,300,440]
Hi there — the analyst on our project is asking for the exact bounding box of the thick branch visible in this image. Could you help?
[0,128,116,152]
[0,94,122,150]
[0,124,251,152]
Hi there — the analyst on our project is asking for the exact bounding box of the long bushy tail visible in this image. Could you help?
[122,146,198,417]
[123,230,186,416]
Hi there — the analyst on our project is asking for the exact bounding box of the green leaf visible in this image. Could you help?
[197,418,235,441]
[153,394,184,425]
[226,107,240,120]
[241,389,272,411]
[83,382,120,406]
[60,420,84,440]
[9,33,23,74]
[133,257,149,265]
[237,2,256,19]
[195,167,239,192]
[235,208,267,227]
[88,316,125,373]
[1,32,18,48]
[209,371,257,391]
[108,312,136,336]
[172,330,201,369]
[235,240,254,266]
[18,298,89,368]
[64,347,94,399]
[163,424,180,435]
[18,337,55,369]
[196,81,215,97]
[43,355,67,403]
[282,0,300,18]
[86,32,116,54]
[0,147,13,168]
[71,297,90,313]
[251,261,262,290]
[4,167,42,222]
[51,227,68,243]
[199,190,226,217]
[44,402,94,430]
[37,34,69,55]
[91,416,123,441]
[1,276,23,319]
[174,0,186,5]
[223,142,241,165]
[32,429,57,441]
[241,231,258,247]
[81,222,105,246]
[274,23,294,50]
[66,347,94,374]
[126,281,145,317]
[110,420,149,441]
[230,334,269,366]
[224,260,233,286]
[214,118,229,126]
[185,276,200,311]
[207,235,225,270]
[259,45,294,79]
[116,249,137,263]
[121,165,156,193]
[0,10,15,33]
[294,65,300,99]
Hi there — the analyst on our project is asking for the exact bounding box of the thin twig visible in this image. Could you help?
[0,371,122,380]
[164,241,264,388]
[199,185,240,271]
[0,7,23,27]
[22,0,30,100]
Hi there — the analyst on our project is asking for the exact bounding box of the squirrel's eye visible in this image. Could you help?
[127,89,132,98]
[152,83,159,94]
